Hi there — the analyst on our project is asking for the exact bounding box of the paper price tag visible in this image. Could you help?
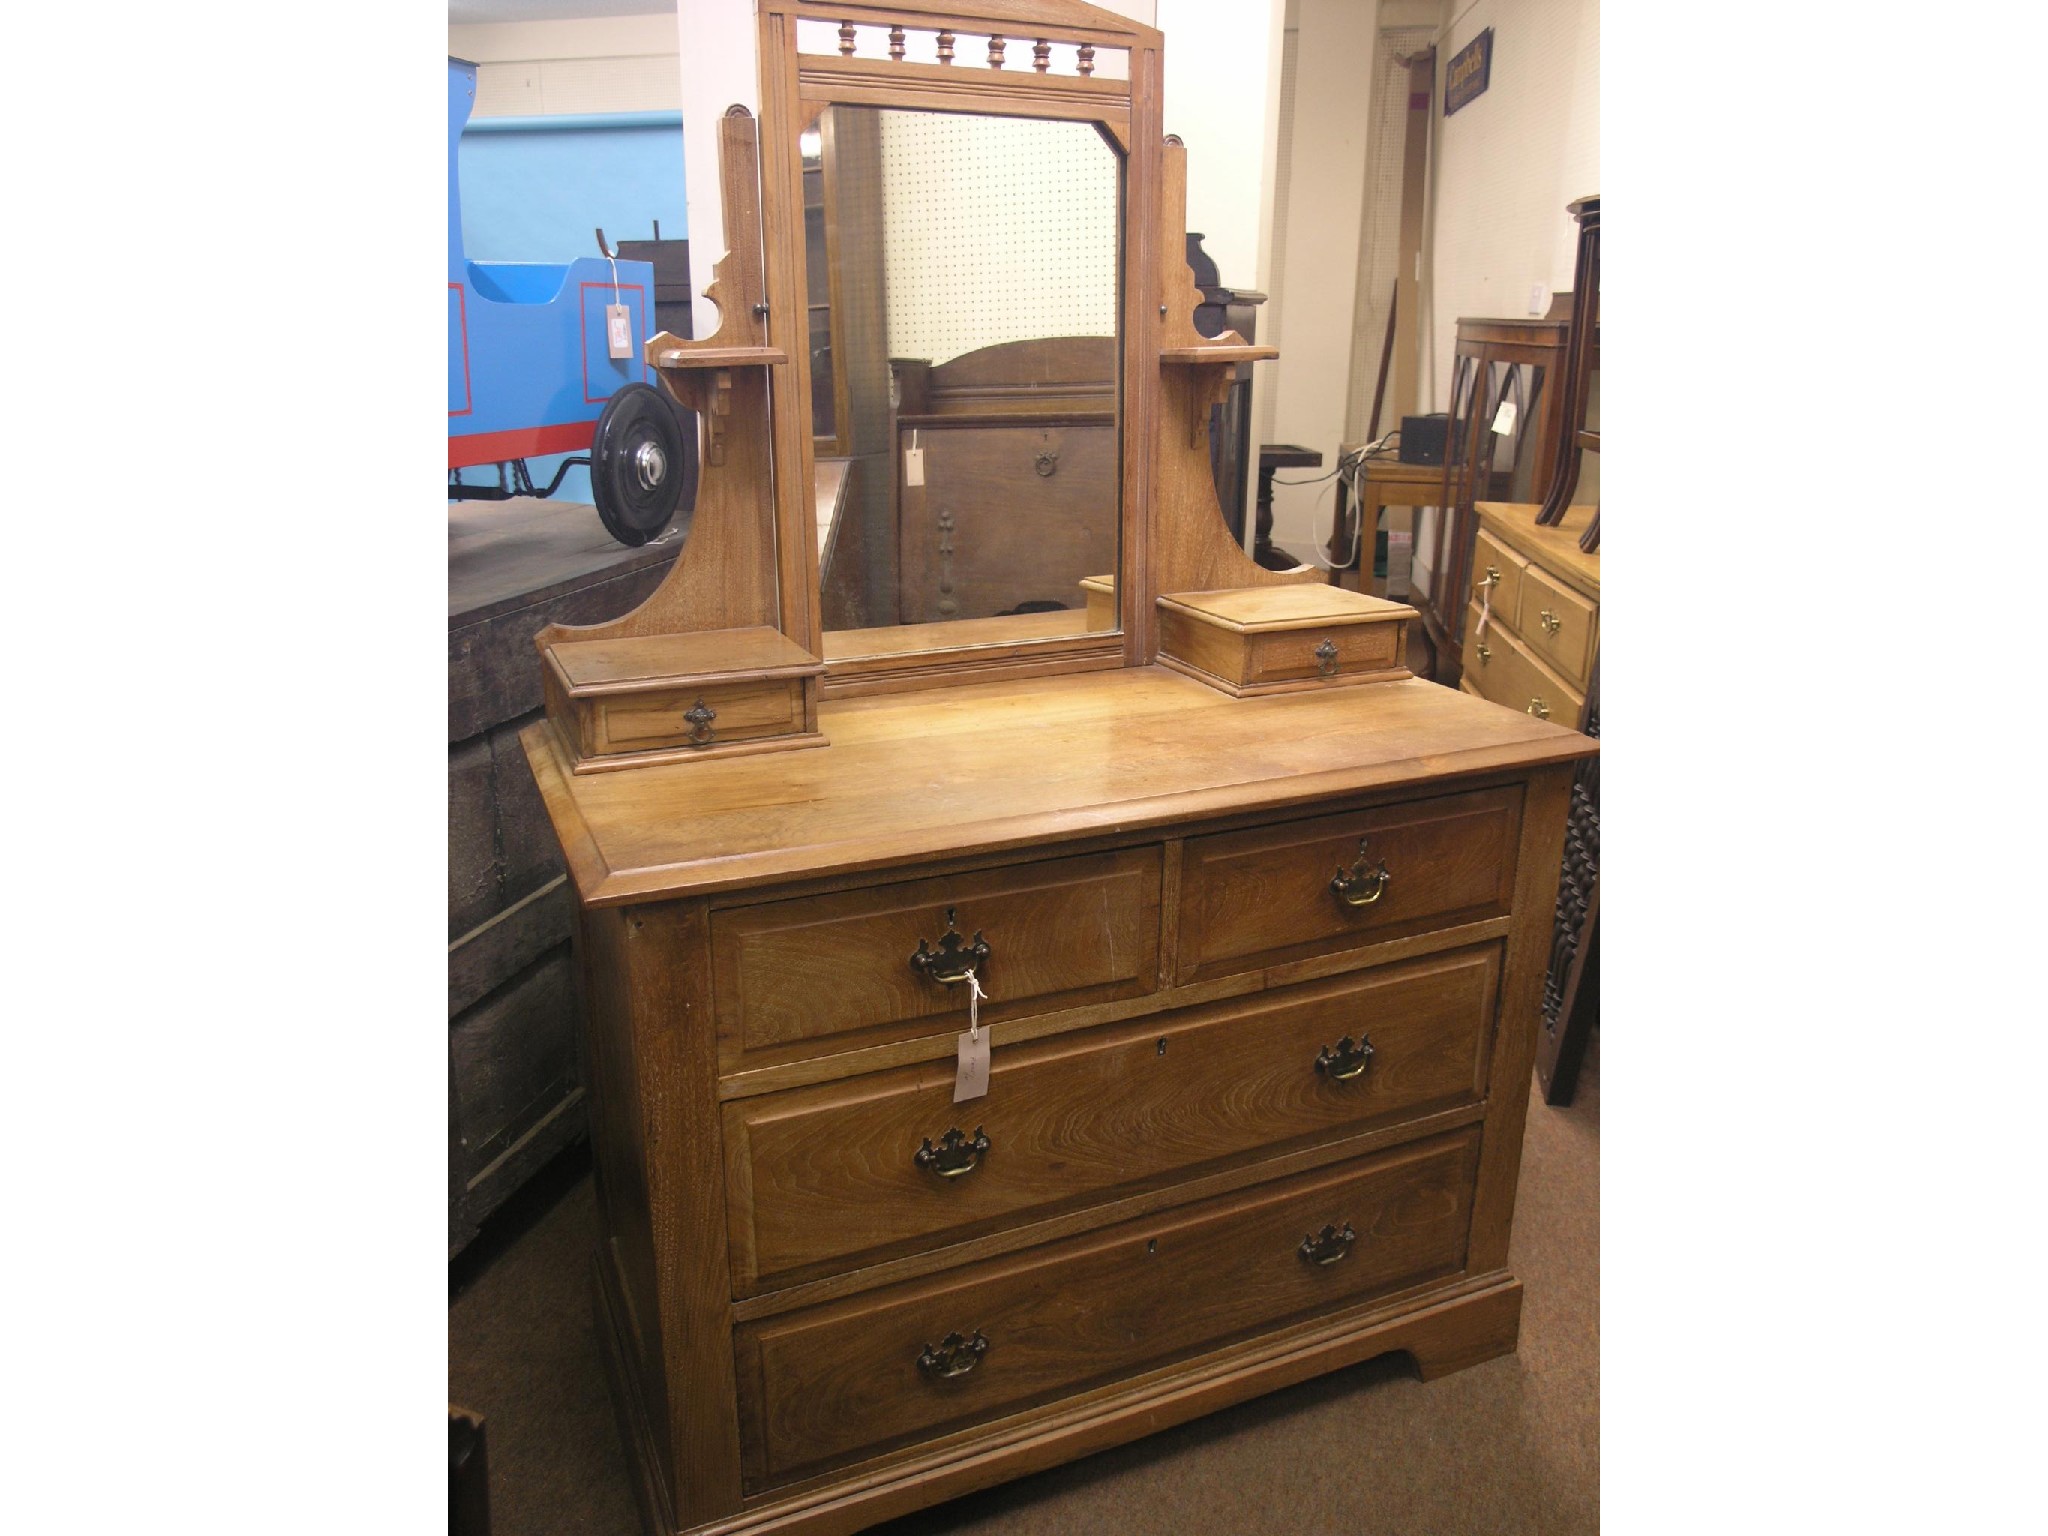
[953,972,989,1102]
[1490,399,1517,436]
[606,304,632,360]
[954,1029,989,1101]
[904,446,926,488]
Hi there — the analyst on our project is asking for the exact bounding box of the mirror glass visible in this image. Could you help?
[802,106,1123,659]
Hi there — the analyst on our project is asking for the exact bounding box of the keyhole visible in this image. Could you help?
[1156,1038,1168,1056]
[1146,1239,1158,1255]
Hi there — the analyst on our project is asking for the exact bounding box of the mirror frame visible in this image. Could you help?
[756,0,1165,696]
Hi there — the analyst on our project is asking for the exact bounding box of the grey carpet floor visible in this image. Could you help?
[450,1038,1597,1535]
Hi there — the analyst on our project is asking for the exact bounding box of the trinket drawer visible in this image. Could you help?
[521,665,1591,1536]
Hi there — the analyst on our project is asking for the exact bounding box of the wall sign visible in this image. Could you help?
[1445,28,1493,116]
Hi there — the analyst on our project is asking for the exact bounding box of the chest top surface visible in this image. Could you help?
[521,664,1594,907]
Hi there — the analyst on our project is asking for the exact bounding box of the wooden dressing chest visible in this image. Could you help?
[516,7,1596,1532]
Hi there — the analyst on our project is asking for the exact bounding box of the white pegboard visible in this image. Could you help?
[869,111,1119,364]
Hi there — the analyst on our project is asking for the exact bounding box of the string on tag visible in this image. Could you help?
[965,971,985,1041]
[607,254,621,306]
[1475,577,1491,639]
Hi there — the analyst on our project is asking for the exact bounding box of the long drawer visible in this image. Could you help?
[733,1127,1481,1488]
[722,945,1502,1293]
[711,848,1162,1067]
[1174,787,1521,984]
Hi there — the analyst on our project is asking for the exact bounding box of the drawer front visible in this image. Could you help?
[724,945,1501,1293]
[1519,564,1597,689]
[1244,620,1404,686]
[1471,528,1527,629]
[711,849,1162,1066]
[1175,788,1521,984]
[734,1127,1480,1488]
[594,678,799,754]
[1463,601,1585,727]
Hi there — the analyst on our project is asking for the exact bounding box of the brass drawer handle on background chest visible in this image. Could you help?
[1298,1222,1357,1267]
[916,1330,989,1380]
[1314,1035,1375,1081]
[909,906,991,985]
[1329,838,1392,908]
[914,1126,990,1180]
[683,698,716,747]
[1478,565,1501,591]
[1474,642,1491,662]
[1539,608,1562,635]
[1526,698,1551,720]
[1314,637,1339,677]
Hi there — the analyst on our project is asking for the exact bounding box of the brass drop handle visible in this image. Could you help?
[1527,698,1551,720]
[1299,1223,1357,1267]
[1475,643,1491,662]
[1315,1035,1375,1081]
[916,1330,988,1380]
[1033,448,1060,477]
[683,698,716,747]
[910,906,990,985]
[914,1126,990,1180]
[1314,637,1339,677]
[1539,608,1562,635]
[1478,565,1501,591]
[1329,838,1392,908]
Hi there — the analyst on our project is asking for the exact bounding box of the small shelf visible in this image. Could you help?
[1160,343,1278,364]
[651,344,789,369]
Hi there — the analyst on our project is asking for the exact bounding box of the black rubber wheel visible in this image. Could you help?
[590,382,693,547]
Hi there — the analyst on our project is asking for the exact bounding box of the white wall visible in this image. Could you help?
[1161,0,1288,536]
[1413,0,1599,593]
[449,15,683,116]
[1261,0,1382,561]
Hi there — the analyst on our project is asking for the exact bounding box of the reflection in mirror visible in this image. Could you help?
[804,106,1122,660]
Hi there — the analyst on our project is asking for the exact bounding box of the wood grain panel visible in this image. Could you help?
[722,944,1501,1292]
[1175,787,1521,984]
[734,1128,1480,1488]
[897,420,1119,625]
[711,848,1161,1066]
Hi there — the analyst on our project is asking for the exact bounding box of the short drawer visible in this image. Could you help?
[1243,620,1404,686]
[1463,601,1585,727]
[1471,527,1527,629]
[722,945,1501,1293]
[594,678,800,754]
[1174,788,1521,985]
[733,1126,1480,1488]
[1519,564,1597,690]
[710,849,1162,1067]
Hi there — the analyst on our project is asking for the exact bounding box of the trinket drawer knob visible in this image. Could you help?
[917,1329,989,1380]
[914,1126,990,1180]
[1329,838,1392,908]
[1526,698,1551,720]
[1314,1035,1375,1081]
[1314,637,1340,677]
[1539,608,1562,635]
[1298,1222,1356,1267]
[909,905,990,985]
[683,698,716,746]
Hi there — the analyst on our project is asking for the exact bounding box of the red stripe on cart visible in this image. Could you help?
[448,421,596,469]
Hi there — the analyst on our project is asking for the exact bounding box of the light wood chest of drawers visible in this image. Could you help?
[522,665,1592,1536]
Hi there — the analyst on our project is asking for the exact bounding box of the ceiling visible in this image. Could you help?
[449,0,674,23]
